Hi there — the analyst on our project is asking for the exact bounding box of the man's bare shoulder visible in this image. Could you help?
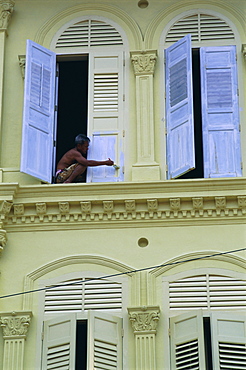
[57,148,82,169]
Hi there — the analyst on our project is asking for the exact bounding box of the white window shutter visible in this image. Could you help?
[87,51,124,182]
[87,310,123,369]
[42,314,76,370]
[170,311,206,370]
[165,34,195,179]
[20,40,56,183]
[210,312,246,370]
[200,46,242,178]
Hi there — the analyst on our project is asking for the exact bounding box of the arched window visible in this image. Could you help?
[21,18,127,184]
[162,269,246,369]
[162,13,242,180]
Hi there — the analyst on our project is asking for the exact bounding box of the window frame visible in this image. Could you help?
[35,271,129,369]
[162,268,246,370]
[159,11,244,180]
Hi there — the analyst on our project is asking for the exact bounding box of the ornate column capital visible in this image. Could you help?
[130,50,157,76]
[128,306,160,334]
[0,0,15,32]
[0,311,32,339]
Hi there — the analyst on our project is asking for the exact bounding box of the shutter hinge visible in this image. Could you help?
[166,164,168,172]
[237,88,239,96]
[123,130,125,137]
[55,105,58,111]
[241,162,243,170]
[123,94,125,102]
[56,70,59,77]
[239,124,241,132]
[41,330,44,341]
[168,328,171,337]
[54,140,56,147]
[121,328,124,337]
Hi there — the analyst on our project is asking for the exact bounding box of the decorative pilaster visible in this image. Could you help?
[0,1,15,181]
[0,311,32,370]
[128,306,160,370]
[131,50,160,181]
[0,200,12,254]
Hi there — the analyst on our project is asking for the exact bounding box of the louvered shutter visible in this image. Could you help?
[87,311,123,369]
[165,34,195,179]
[210,312,246,370]
[170,311,206,370]
[42,314,76,370]
[200,46,242,178]
[20,40,56,183]
[87,51,124,182]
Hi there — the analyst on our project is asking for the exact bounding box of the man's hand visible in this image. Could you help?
[105,158,114,166]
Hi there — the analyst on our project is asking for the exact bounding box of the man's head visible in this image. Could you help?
[75,134,90,155]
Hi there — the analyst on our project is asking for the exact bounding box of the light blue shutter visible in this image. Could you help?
[87,51,124,182]
[200,46,242,178]
[20,40,56,183]
[165,34,195,179]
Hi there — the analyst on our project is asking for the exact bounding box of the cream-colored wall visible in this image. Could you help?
[0,0,245,183]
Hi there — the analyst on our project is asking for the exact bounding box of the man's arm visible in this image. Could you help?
[74,151,114,167]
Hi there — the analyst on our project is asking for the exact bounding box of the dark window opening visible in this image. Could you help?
[56,58,88,182]
[75,320,87,370]
[179,48,204,179]
[203,317,213,370]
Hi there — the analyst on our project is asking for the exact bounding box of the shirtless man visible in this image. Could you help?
[56,134,114,183]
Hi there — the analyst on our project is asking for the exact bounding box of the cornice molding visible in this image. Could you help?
[0,311,32,339]
[128,306,160,334]
[0,179,245,231]
[0,0,14,32]
[3,194,245,231]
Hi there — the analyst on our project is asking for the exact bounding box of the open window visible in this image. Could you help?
[20,40,125,183]
[41,311,123,370]
[170,311,246,370]
[165,35,242,179]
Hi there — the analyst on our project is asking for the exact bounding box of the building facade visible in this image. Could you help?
[0,0,245,369]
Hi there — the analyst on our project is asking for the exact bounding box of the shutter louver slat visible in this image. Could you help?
[94,340,117,369]
[165,13,234,43]
[55,20,123,49]
[219,342,246,370]
[44,278,123,314]
[169,274,246,311]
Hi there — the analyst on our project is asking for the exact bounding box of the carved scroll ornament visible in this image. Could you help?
[0,311,32,339]
[128,306,160,334]
[131,50,157,75]
[0,0,15,30]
